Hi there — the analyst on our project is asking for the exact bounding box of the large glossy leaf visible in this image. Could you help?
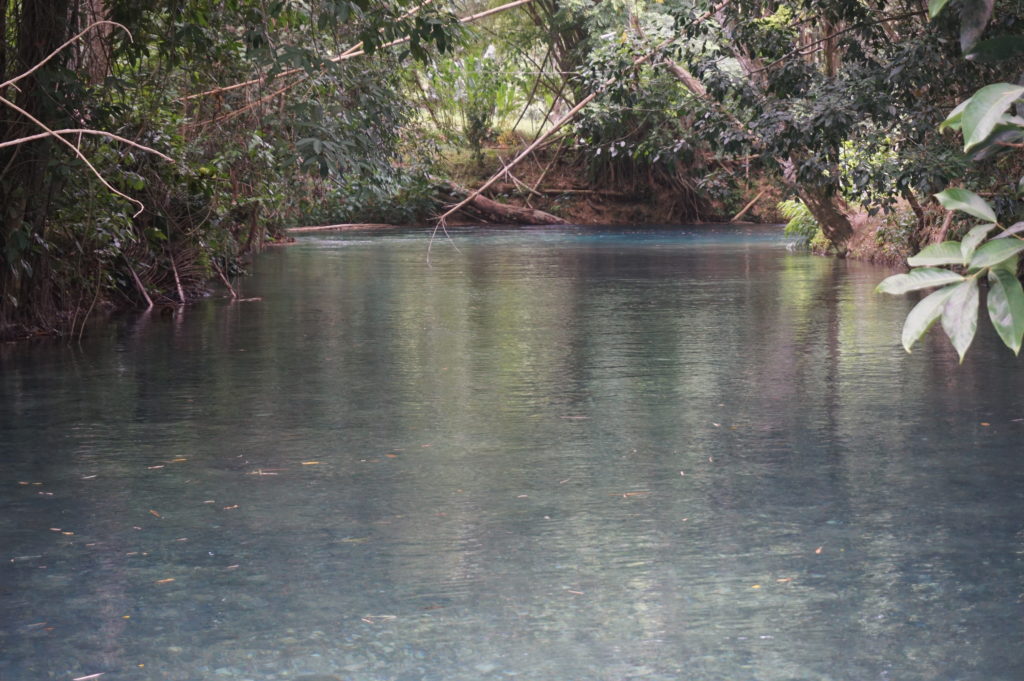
[907,241,965,267]
[902,284,960,352]
[969,238,1024,269]
[960,223,999,260]
[960,0,994,52]
[941,279,979,362]
[968,120,1024,161]
[993,221,1024,239]
[934,188,997,223]
[962,83,1024,151]
[987,268,1024,354]
[928,0,952,17]
[993,254,1020,274]
[967,35,1024,62]
[876,268,965,295]
[939,99,969,132]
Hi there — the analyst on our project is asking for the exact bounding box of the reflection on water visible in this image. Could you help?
[2,225,1023,681]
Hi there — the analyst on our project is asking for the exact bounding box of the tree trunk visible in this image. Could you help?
[1,0,73,330]
[443,182,567,224]
[797,184,855,255]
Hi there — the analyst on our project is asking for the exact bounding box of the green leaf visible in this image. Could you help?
[987,268,1024,354]
[876,268,966,295]
[993,254,1019,274]
[928,0,952,18]
[969,239,1024,269]
[967,119,1024,161]
[934,188,997,223]
[961,223,999,260]
[962,83,1024,152]
[907,241,966,267]
[993,221,1024,239]
[960,0,994,52]
[967,35,1024,62]
[902,284,960,352]
[941,279,979,362]
[939,99,969,132]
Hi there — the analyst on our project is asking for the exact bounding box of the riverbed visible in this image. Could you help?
[2,225,1022,681]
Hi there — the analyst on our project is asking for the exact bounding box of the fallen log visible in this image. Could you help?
[478,182,635,200]
[286,223,397,233]
[443,182,567,225]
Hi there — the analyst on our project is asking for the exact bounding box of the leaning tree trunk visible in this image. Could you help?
[797,184,855,255]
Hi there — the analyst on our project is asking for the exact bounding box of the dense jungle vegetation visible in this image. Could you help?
[0,0,1022,347]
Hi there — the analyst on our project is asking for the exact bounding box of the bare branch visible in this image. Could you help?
[0,21,132,90]
[0,128,173,161]
[0,94,145,216]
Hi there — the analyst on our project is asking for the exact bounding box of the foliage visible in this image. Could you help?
[876,0,1024,360]
[877,187,1024,359]
[778,199,820,247]
[423,45,522,166]
[0,0,459,338]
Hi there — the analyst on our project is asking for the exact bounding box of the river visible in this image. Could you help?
[1,225,1023,681]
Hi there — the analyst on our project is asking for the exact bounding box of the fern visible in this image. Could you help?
[778,199,820,246]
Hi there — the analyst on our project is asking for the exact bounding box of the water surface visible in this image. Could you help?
[2,225,1023,681]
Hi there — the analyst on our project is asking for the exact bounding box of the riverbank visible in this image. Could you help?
[3,144,919,345]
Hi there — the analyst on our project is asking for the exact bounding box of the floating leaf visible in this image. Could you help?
[969,238,1024,269]
[902,284,960,352]
[907,241,965,267]
[876,268,965,294]
[961,223,999,260]
[941,279,979,362]
[987,268,1024,354]
[962,83,1024,152]
[934,188,997,223]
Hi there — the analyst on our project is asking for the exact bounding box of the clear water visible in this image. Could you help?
[2,225,1023,681]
